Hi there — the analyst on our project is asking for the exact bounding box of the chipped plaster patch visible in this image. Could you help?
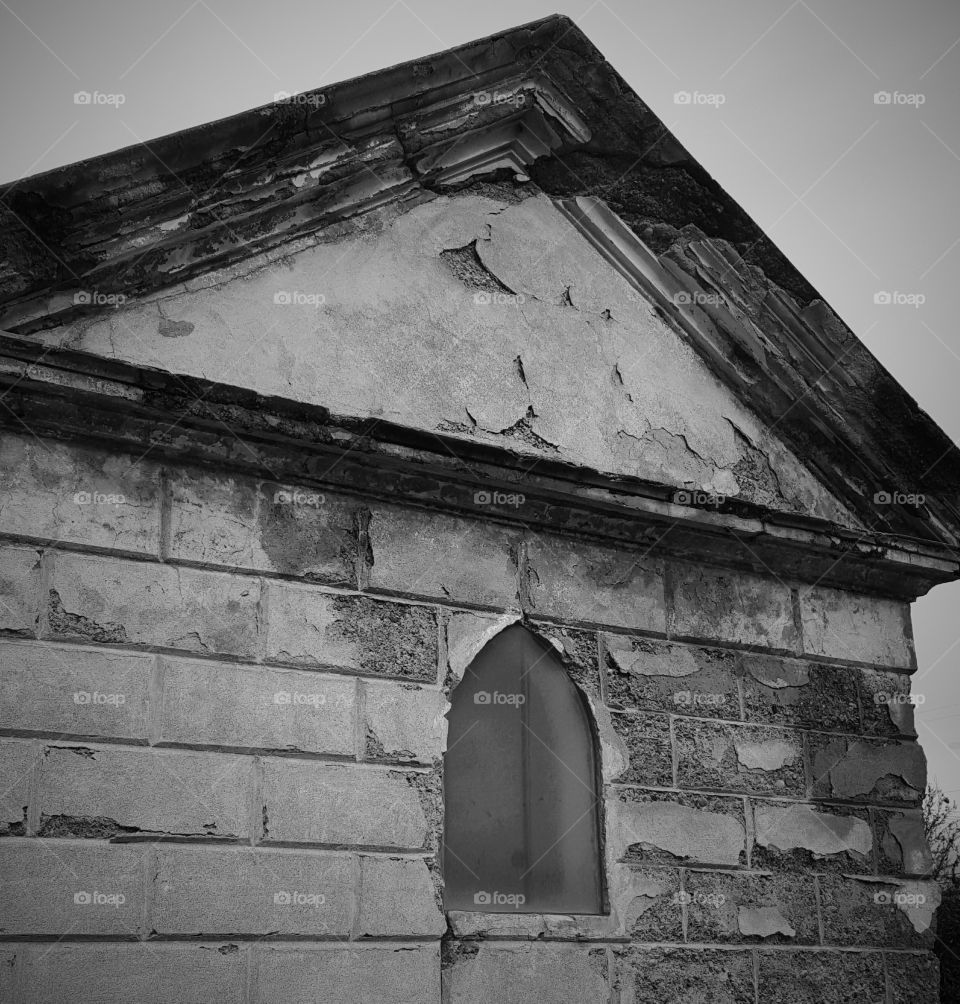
[735,739,799,771]
[738,905,795,938]
[754,804,872,857]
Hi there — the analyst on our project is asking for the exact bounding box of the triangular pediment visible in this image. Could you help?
[2,15,958,547]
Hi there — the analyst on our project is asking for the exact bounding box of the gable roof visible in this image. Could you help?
[2,13,959,554]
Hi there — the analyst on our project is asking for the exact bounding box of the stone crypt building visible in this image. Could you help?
[1,14,959,1004]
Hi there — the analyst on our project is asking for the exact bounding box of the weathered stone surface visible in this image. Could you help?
[38,745,251,839]
[859,669,919,737]
[265,584,437,680]
[537,623,601,697]
[0,433,162,555]
[16,943,246,1004]
[362,681,446,764]
[159,656,356,756]
[167,469,359,583]
[355,856,444,937]
[611,712,673,786]
[612,946,755,1003]
[257,944,439,1004]
[152,846,354,935]
[667,563,798,651]
[876,809,935,876]
[613,790,746,867]
[444,942,608,1003]
[46,552,260,656]
[885,951,940,1004]
[525,534,666,631]
[811,736,926,803]
[799,586,915,668]
[604,634,739,718]
[0,951,15,1003]
[0,839,144,935]
[0,545,40,633]
[675,720,804,796]
[739,653,859,732]
[367,504,519,607]
[617,866,682,940]
[751,801,872,873]
[818,875,934,948]
[261,762,428,849]
[0,739,35,835]
[0,640,152,742]
[756,950,885,1002]
[684,870,816,944]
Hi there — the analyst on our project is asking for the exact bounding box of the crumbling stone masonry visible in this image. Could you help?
[1,14,959,1004]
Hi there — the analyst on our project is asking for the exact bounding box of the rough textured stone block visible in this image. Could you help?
[159,656,356,756]
[613,946,754,1003]
[875,808,934,876]
[799,586,914,668]
[685,870,817,944]
[811,736,926,804]
[367,504,519,606]
[257,944,439,1004]
[355,856,444,937]
[443,942,609,1004]
[0,951,14,1003]
[537,623,601,697]
[0,839,144,935]
[885,952,940,1004]
[613,790,746,867]
[617,865,682,940]
[0,640,152,742]
[604,635,739,718]
[667,562,798,650]
[0,738,35,835]
[265,584,437,680]
[46,552,260,656]
[610,712,674,786]
[676,720,805,796]
[751,800,872,873]
[0,545,41,633]
[167,469,358,583]
[17,943,246,1004]
[0,433,162,555]
[818,875,934,948]
[859,668,919,737]
[525,534,666,631]
[38,745,251,839]
[152,846,355,936]
[362,681,446,763]
[757,951,885,1002]
[262,761,428,849]
[739,653,859,732]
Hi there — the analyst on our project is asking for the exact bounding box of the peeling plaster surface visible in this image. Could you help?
[888,812,934,874]
[614,801,745,866]
[829,741,926,798]
[735,740,798,771]
[754,804,872,857]
[850,876,940,933]
[738,905,795,938]
[37,192,855,522]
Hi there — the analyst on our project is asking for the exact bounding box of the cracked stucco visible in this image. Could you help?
[35,192,854,523]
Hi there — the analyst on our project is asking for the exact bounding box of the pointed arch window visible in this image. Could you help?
[443,624,603,913]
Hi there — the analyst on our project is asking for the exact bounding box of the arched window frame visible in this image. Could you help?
[441,621,609,917]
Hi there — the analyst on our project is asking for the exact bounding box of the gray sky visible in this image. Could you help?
[3,0,959,794]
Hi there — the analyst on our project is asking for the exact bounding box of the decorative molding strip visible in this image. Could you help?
[0,331,954,601]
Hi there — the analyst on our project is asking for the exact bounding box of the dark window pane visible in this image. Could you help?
[443,624,603,913]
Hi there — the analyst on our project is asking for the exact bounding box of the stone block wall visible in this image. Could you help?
[0,429,938,1002]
